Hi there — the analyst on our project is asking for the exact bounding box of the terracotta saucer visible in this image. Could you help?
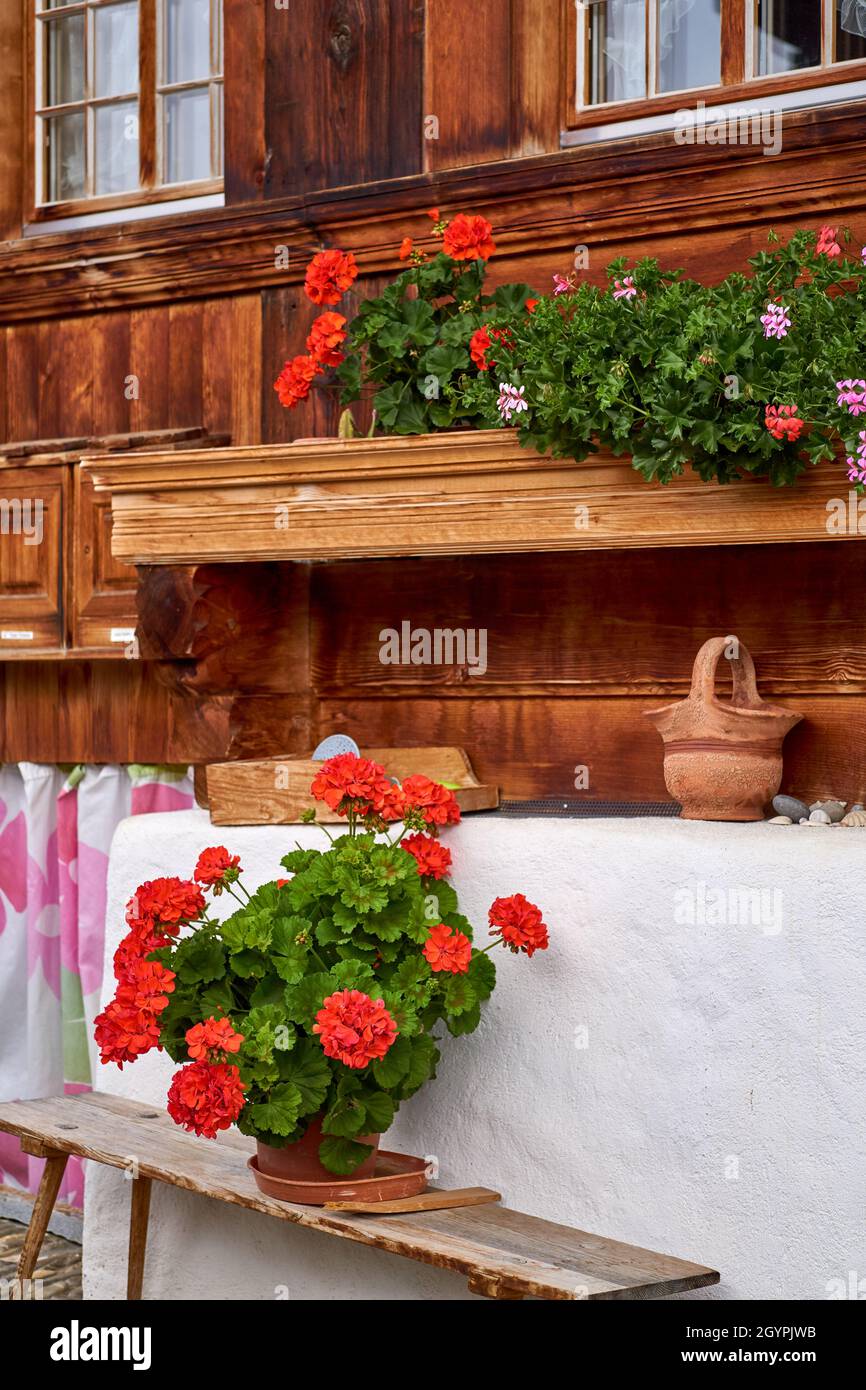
[248,1150,429,1206]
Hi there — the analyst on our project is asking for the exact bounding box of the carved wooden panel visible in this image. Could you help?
[71,468,138,653]
[0,463,66,653]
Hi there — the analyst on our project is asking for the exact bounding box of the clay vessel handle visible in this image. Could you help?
[690,636,761,709]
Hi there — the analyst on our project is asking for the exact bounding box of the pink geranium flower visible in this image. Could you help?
[816,225,841,258]
[612,276,637,301]
[760,300,791,339]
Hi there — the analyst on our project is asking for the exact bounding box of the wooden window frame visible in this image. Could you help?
[26,0,223,224]
[564,0,866,131]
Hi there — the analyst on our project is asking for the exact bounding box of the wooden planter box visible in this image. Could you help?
[80,429,858,566]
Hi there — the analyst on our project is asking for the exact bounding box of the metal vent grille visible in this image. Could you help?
[486,799,682,819]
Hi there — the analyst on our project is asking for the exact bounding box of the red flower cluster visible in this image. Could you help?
[274,353,321,409]
[194,846,241,892]
[274,251,356,409]
[310,753,403,821]
[94,955,176,1068]
[304,248,358,305]
[166,1060,246,1139]
[185,1015,244,1062]
[765,404,804,442]
[306,310,348,367]
[398,236,414,260]
[469,324,512,372]
[488,893,549,957]
[313,989,398,1070]
[97,873,205,1067]
[126,877,205,933]
[401,775,460,827]
[401,832,452,880]
[423,924,472,974]
[443,213,496,262]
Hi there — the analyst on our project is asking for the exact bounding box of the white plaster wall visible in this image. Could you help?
[83,810,866,1301]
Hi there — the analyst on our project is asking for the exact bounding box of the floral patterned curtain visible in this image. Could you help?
[0,764,193,1207]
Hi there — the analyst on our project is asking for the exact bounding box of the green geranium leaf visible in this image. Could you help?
[321,1096,368,1138]
[172,932,227,986]
[401,1034,440,1096]
[371,1033,412,1088]
[283,972,332,1027]
[318,1134,375,1176]
[468,950,496,1002]
[229,949,269,979]
[443,974,477,1017]
[249,1082,303,1137]
[446,1000,482,1036]
[275,1038,332,1116]
[360,1090,395,1133]
[329,958,376,991]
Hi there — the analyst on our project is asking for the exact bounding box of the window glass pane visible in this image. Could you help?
[44,110,85,200]
[214,84,223,175]
[43,14,85,106]
[94,2,139,97]
[164,87,210,182]
[657,0,721,93]
[165,0,212,84]
[588,0,646,104]
[837,0,866,60]
[94,100,139,193]
[756,0,821,75]
[44,0,80,9]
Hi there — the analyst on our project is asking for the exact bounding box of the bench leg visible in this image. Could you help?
[127,1175,152,1301]
[17,1150,69,1285]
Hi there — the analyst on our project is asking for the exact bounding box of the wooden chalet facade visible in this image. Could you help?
[1,0,865,804]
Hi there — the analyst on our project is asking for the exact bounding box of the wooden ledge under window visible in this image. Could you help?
[81,429,858,566]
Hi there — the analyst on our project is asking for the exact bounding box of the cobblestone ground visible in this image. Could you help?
[0,1216,82,1300]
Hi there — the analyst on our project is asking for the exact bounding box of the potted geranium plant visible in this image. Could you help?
[95,754,549,1183]
[274,218,866,490]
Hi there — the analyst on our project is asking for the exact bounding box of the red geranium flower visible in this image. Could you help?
[125,877,206,933]
[525,298,539,313]
[116,957,176,1014]
[274,354,323,409]
[113,929,150,980]
[370,778,407,823]
[470,326,492,371]
[398,237,413,260]
[488,893,549,957]
[401,833,452,879]
[194,846,241,891]
[422,924,471,974]
[310,752,385,812]
[94,999,163,1068]
[764,403,804,442]
[313,989,398,1070]
[401,774,461,827]
[304,248,358,305]
[442,213,496,261]
[185,1016,244,1061]
[306,311,348,367]
[167,1060,246,1139]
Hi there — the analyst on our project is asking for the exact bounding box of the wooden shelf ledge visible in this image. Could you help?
[0,1092,720,1301]
[81,429,857,565]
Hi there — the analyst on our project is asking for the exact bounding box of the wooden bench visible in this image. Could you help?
[0,1092,720,1301]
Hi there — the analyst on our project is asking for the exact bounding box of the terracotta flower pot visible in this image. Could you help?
[256,1111,381,1183]
[644,635,802,821]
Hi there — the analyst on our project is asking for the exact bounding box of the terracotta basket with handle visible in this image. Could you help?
[644,636,803,821]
